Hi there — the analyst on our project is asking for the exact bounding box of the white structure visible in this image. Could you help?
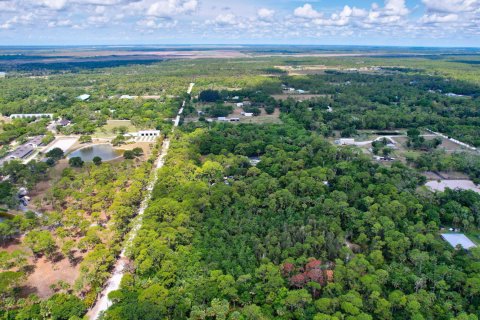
[236,102,244,107]
[0,72,6,78]
[10,113,53,119]
[335,138,355,146]
[445,93,464,98]
[120,95,138,100]
[134,130,160,137]
[441,233,477,250]
[77,94,91,101]
[244,113,254,117]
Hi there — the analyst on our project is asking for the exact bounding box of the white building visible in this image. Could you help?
[133,130,161,137]
[10,113,53,119]
[0,72,6,78]
[335,138,355,146]
[77,94,91,101]
[120,95,138,100]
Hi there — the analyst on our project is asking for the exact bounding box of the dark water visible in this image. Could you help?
[68,144,123,162]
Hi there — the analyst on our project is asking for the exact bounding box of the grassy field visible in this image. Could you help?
[93,120,137,138]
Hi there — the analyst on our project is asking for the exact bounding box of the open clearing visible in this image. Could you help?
[93,120,137,138]
[3,237,82,299]
[231,108,282,124]
[426,180,480,193]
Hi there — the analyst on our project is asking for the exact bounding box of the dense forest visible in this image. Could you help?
[1,53,480,319]
[103,119,480,319]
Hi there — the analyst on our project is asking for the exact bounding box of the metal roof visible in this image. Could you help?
[441,233,477,250]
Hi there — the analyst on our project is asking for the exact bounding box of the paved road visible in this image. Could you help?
[87,83,194,319]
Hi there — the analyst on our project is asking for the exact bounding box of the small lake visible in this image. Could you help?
[68,144,123,162]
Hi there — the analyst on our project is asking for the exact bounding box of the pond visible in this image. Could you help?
[68,144,123,162]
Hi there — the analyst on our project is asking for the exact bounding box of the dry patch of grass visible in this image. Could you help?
[93,120,137,138]
[231,108,282,124]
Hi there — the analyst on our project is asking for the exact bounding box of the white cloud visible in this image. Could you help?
[0,0,17,12]
[39,0,67,10]
[422,0,479,13]
[48,19,73,27]
[294,4,322,19]
[258,8,274,21]
[147,0,198,17]
[383,0,409,16]
[419,13,459,23]
[208,13,237,26]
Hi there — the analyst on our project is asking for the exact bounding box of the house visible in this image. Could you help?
[218,117,228,122]
[297,89,306,94]
[335,138,355,146]
[441,233,477,250]
[236,103,244,107]
[77,94,91,101]
[27,136,44,148]
[10,113,53,120]
[8,145,34,160]
[232,96,240,100]
[230,118,240,122]
[243,113,254,117]
[57,119,71,126]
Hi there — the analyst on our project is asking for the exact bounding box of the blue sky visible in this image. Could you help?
[0,0,479,46]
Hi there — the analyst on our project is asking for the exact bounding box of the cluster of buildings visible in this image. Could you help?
[217,117,240,122]
[0,136,44,167]
[281,84,307,94]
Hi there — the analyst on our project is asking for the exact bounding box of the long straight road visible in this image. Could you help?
[87,83,194,319]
